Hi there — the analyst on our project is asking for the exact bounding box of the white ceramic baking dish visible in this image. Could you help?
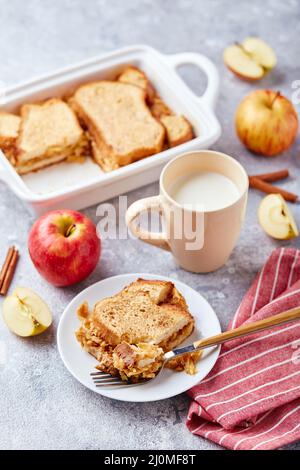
[0,45,221,215]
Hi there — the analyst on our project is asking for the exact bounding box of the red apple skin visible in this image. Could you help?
[28,210,101,287]
[235,90,298,156]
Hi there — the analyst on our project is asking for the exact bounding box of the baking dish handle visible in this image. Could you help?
[165,52,220,110]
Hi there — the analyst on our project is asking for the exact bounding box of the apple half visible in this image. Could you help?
[2,287,52,337]
[224,37,276,80]
[258,194,299,240]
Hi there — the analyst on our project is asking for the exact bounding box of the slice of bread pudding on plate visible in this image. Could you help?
[76,278,201,382]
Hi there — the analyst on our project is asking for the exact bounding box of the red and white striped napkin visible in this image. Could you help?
[187,247,300,450]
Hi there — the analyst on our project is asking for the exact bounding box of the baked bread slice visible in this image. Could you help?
[91,278,194,348]
[160,114,194,147]
[91,140,119,173]
[70,81,165,171]
[0,112,21,164]
[150,96,172,119]
[15,98,89,174]
[117,67,194,148]
[76,278,197,379]
[151,100,194,148]
[117,66,156,103]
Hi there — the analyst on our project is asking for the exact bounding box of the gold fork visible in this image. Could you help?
[91,306,300,388]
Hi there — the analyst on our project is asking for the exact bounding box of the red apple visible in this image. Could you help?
[235,90,298,156]
[28,210,101,287]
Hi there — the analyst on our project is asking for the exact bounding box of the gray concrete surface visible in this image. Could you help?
[0,0,299,450]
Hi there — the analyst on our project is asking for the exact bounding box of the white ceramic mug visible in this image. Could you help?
[126,150,248,273]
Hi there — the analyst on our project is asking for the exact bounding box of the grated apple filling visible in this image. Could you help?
[113,342,164,381]
[14,134,90,174]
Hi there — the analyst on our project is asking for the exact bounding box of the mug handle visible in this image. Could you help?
[126,196,171,252]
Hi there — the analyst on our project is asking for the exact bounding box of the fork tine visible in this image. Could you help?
[94,377,126,384]
[96,382,131,387]
[90,372,112,377]
[92,377,122,383]
[90,369,148,387]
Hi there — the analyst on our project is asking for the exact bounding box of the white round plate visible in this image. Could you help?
[57,273,221,402]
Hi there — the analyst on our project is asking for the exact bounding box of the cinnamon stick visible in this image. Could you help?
[0,246,19,296]
[249,176,298,203]
[0,247,15,290]
[249,169,289,183]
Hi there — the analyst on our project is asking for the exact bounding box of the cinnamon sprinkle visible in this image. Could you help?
[0,246,19,296]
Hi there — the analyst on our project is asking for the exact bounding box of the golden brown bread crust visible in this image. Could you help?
[160,114,194,147]
[0,112,21,165]
[15,98,87,171]
[0,112,20,145]
[91,278,194,347]
[117,66,156,104]
[123,278,175,304]
[91,141,120,172]
[117,67,194,149]
[2,67,194,176]
[69,81,165,170]
[75,279,196,378]
[150,96,172,119]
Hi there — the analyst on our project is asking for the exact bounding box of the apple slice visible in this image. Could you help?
[224,44,264,80]
[224,37,276,80]
[258,194,299,240]
[2,287,52,337]
[243,37,277,70]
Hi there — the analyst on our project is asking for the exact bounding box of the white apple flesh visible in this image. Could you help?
[242,37,276,70]
[224,44,264,80]
[2,287,52,337]
[224,37,276,81]
[258,194,299,240]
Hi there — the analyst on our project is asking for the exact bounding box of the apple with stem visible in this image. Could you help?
[224,37,276,81]
[235,90,298,156]
[28,210,101,287]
